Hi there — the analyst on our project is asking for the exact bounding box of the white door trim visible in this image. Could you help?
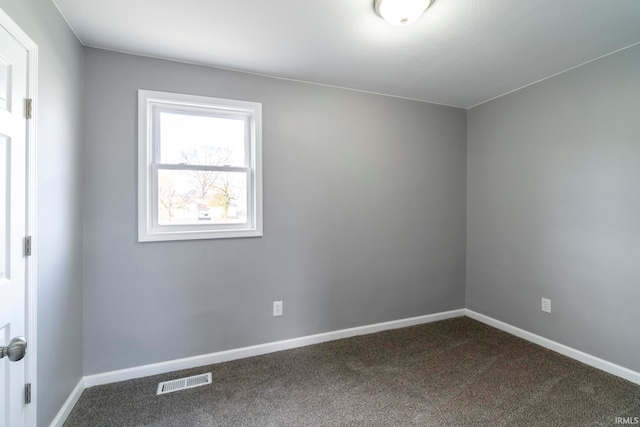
[0,8,39,426]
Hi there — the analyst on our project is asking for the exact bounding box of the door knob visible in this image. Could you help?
[0,336,27,362]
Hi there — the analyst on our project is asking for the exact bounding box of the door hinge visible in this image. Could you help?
[25,383,31,404]
[25,98,32,119]
[24,236,32,256]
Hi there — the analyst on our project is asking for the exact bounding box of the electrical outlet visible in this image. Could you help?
[541,298,551,313]
[273,301,283,317]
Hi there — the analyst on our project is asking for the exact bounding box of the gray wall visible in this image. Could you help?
[0,0,84,425]
[467,44,640,372]
[82,48,467,375]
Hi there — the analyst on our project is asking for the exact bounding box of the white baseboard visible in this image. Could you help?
[465,309,640,386]
[54,307,639,426]
[49,377,85,427]
[84,308,466,388]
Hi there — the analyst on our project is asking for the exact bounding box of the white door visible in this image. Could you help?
[0,18,29,427]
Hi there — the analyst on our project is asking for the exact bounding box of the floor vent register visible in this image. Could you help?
[157,373,212,395]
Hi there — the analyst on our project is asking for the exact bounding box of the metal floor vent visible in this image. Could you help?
[157,373,212,395]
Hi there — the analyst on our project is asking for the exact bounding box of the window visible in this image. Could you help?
[138,90,262,241]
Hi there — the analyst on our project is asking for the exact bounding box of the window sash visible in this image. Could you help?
[150,165,254,231]
[152,104,252,168]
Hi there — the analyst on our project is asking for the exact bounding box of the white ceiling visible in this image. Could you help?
[53,0,640,108]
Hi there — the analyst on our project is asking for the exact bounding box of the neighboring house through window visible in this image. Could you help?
[138,90,262,241]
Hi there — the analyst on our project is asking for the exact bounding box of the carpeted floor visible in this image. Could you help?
[64,317,640,426]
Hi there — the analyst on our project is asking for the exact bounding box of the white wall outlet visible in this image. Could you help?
[273,300,283,317]
[541,298,551,313]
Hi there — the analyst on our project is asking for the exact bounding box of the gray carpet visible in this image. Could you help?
[64,317,640,426]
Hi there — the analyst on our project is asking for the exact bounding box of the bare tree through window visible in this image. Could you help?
[181,147,233,197]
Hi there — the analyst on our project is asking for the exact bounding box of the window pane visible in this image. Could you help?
[158,169,248,225]
[159,111,246,167]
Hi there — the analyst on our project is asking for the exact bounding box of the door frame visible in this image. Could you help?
[0,8,38,426]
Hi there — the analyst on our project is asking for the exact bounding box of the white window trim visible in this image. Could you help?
[138,90,263,242]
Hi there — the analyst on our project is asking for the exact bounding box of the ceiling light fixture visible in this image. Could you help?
[374,0,434,26]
